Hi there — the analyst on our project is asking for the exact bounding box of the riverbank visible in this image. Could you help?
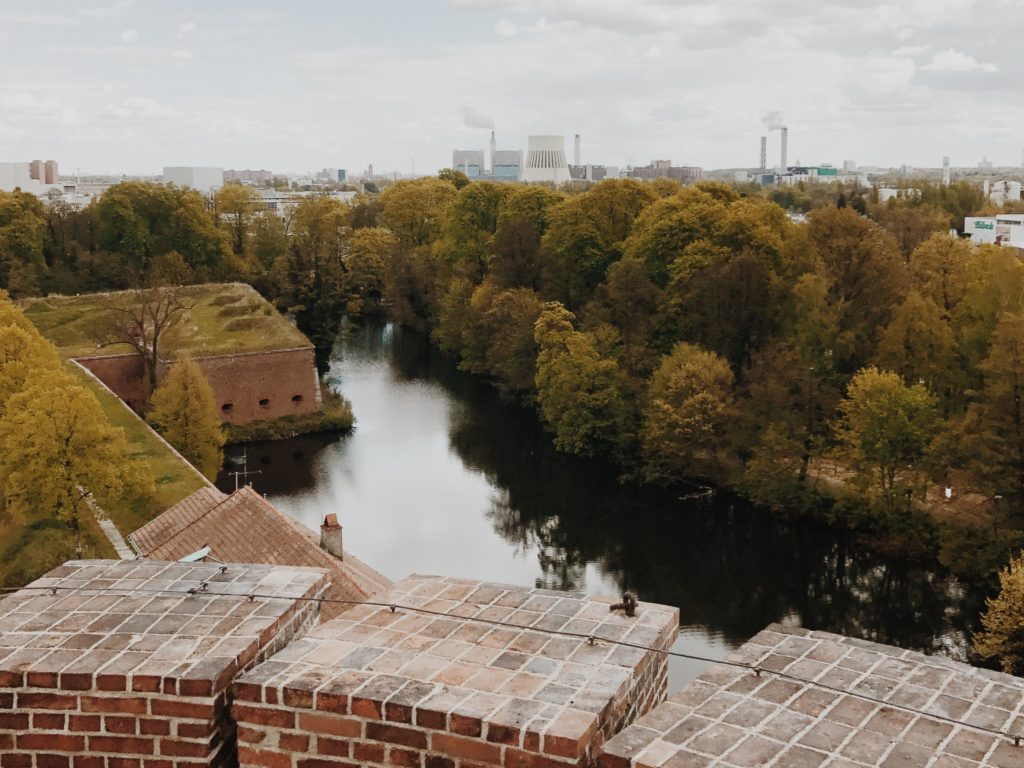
[222,385,354,443]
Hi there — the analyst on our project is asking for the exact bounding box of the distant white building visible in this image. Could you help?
[988,180,1023,206]
[965,214,1024,250]
[0,162,54,194]
[163,166,224,193]
[521,135,572,185]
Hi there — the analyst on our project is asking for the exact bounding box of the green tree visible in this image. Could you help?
[0,190,48,296]
[874,291,956,404]
[641,342,736,483]
[974,550,1024,674]
[438,168,470,190]
[909,233,972,317]
[345,227,398,314]
[833,367,939,513]
[534,303,628,457]
[380,178,457,247]
[147,353,225,479]
[0,369,153,556]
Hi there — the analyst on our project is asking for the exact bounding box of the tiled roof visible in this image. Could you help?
[598,623,1024,768]
[129,487,391,620]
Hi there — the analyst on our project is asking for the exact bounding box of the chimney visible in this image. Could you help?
[759,136,767,171]
[780,127,788,172]
[490,130,496,175]
[574,134,581,167]
[320,514,343,560]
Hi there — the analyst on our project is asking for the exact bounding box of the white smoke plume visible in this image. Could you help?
[762,110,786,130]
[460,105,495,131]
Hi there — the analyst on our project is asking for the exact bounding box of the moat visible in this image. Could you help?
[218,319,986,690]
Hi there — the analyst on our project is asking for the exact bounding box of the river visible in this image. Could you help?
[218,319,985,691]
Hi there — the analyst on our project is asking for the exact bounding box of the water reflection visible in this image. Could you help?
[219,319,984,689]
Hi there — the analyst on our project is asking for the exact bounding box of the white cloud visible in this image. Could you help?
[178,21,196,38]
[0,13,78,26]
[100,97,178,120]
[120,29,139,43]
[172,49,193,62]
[495,18,518,36]
[893,45,928,57]
[79,1,135,20]
[922,48,999,72]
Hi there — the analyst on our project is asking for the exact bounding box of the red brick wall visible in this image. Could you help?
[188,348,322,425]
[76,346,322,425]
[76,354,146,413]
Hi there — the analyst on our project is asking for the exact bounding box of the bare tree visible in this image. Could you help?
[91,285,194,400]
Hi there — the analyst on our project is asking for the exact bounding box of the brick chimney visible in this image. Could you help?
[320,513,343,560]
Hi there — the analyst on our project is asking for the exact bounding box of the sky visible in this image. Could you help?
[1,0,1022,175]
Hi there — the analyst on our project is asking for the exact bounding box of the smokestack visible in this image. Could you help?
[942,155,950,186]
[574,134,581,167]
[759,136,767,171]
[320,513,343,560]
[490,130,496,175]
[780,127,788,173]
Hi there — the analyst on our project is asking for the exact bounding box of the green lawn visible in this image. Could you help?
[22,282,311,359]
[68,363,210,537]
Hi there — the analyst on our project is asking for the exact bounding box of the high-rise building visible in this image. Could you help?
[44,160,58,184]
[29,160,43,181]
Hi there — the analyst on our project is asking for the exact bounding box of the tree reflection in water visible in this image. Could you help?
[220,319,985,665]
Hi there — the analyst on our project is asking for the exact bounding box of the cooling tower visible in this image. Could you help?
[522,135,572,184]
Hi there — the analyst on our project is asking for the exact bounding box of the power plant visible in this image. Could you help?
[521,135,572,184]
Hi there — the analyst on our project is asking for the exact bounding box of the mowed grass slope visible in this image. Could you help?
[67,363,210,537]
[21,282,310,359]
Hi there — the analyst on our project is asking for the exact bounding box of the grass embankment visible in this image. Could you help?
[68,364,209,537]
[21,282,310,358]
[0,511,115,589]
[223,388,354,443]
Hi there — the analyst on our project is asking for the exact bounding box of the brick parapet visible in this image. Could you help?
[233,575,679,768]
[0,560,329,767]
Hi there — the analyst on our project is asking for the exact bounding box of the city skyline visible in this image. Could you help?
[1,0,1021,175]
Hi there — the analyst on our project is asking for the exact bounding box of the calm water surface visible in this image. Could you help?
[219,320,984,690]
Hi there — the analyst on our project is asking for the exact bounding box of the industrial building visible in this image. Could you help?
[521,134,572,184]
[451,149,485,178]
[224,168,273,185]
[162,165,224,192]
[492,148,523,179]
[0,160,62,193]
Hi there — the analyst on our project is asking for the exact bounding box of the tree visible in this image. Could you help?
[954,314,1024,513]
[345,227,398,314]
[833,367,939,513]
[974,551,1024,674]
[908,233,971,317]
[380,178,457,247]
[438,168,470,190]
[0,190,48,297]
[91,284,192,400]
[148,353,225,479]
[490,217,541,290]
[641,342,736,483]
[874,291,956,405]
[534,303,628,457]
[215,183,261,256]
[0,369,152,556]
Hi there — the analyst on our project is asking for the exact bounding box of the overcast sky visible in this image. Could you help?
[1,0,1022,175]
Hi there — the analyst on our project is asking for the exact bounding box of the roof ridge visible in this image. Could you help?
[137,486,232,555]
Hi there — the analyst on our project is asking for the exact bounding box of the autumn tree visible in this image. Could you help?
[833,367,939,514]
[874,291,957,405]
[534,303,628,457]
[148,353,225,479]
[641,342,736,483]
[0,368,152,556]
[215,183,262,256]
[345,227,398,314]
[380,178,457,247]
[974,551,1024,674]
[0,190,48,297]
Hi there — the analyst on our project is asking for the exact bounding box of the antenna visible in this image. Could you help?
[228,448,261,491]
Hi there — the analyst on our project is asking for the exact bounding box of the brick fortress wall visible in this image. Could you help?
[76,346,322,425]
[0,560,329,768]
[232,575,679,768]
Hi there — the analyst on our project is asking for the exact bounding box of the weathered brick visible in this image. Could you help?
[36,756,71,768]
[353,742,385,762]
[235,704,295,729]
[387,747,421,767]
[298,712,363,738]
[105,715,139,734]
[18,733,86,752]
[32,712,66,729]
[87,735,155,755]
[318,736,352,757]
[159,738,211,757]
[431,733,502,763]
[69,714,102,731]
[18,692,78,710]
[238,746,293,768]
[72,756,105,768]
[279,731,310,751]
[27,671,60,688]
[139,718,171,736]
[149,698,215,719]
[81,695,147,714]
[367,722,428,750]
[0,754,32,768]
